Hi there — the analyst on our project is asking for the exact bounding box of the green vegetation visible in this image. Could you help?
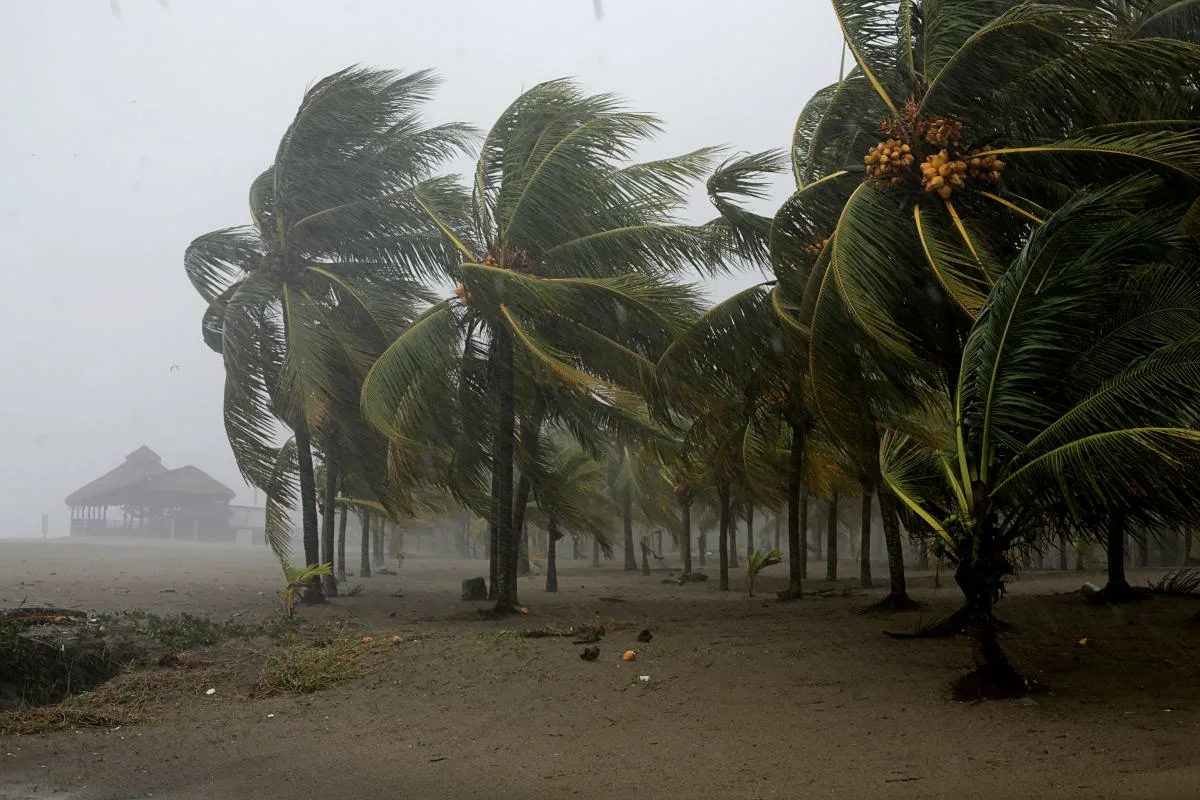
[254,639,366,696]
[746,549,784,597]
[185,1,1200,698]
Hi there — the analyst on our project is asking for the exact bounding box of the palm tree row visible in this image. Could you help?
[188,1,1200,694]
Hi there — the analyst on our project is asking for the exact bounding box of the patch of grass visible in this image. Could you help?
[476,629,525,641]
[261,616,304,640]
[112,611,247,650]
[0,667,221,736]
[254,639,365,696]
[1147,568,1200,595]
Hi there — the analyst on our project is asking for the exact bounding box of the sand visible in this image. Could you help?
[3,537,1200,800]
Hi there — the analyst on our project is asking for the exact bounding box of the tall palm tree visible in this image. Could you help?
[880,180,1200,695]
[781,1,1200,368]
[362,80,764,613]
[773,2,1200,610]
[185,67,472,588]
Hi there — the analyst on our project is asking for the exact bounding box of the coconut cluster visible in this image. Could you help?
[867,108,1004,199]
[482,249,535,275]
[864,138,914,187]
[920,149,968,200]
[802,237,831,258]
[966,151,1005,183]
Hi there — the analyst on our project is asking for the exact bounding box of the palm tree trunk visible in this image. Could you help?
[545,517,559,593]
[373,523,387,568]
[800,493,809,579]
[877,491,914,609]
[718,482,731,591]
[826,490,839,581]
[680,497,693,575]
[488,469,499,599]
[572,535,581,560]
[745,505,754,560]
[641,536,651,576]
[294,421,325,603]
[1104,511,1134,600]
[698,530,707,567]
[493,330,519,613]
[623,487,637,570]
[953,546,1022,697]
[785,424,804,598]
[513,410,542,579]
[336,500,347,582]
[592,535,600,567]
[1058,531,1068,571]
[320,453,338,597]
[859,492,874,589]
[1137,533,1149,568]
[359,511,372,578]
[518,522,530,576]
[773,514,781,552]
[1182,528,1193,567]
[729,514,739,570]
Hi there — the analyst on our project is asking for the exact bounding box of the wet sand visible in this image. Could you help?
[3,537,1200,800]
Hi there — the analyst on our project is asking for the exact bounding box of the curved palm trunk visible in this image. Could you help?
[680,498,693,575]
[295,422,325,603]
[545,517,559,593]
[785,425,804,598]
[826,490,839,581]
[492,330,519,613]
[623,487,637,570]
[359,511,372,578]
[320,454,338,597]
[592,535,600,567]
[336,500,347,582]
[952,516,1023,698]
[745,505,754,561]
[876,491,915,609]
[718,482,731,591]
[513,410,541,579]
[859,492,874,589]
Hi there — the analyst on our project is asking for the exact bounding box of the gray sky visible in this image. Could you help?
[0,0,842,536]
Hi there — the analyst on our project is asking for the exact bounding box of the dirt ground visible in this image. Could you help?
[3,538,1200,800]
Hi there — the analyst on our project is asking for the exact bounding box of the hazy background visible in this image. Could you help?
[0,0,842,537]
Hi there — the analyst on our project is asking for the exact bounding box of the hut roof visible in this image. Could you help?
[65,447,235,506]
[65,446,167,505]
[137,466,236,501]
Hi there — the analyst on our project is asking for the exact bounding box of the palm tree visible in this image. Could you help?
[185,67,471,588]
[362,80,767,613]
[780,2,1200,374]
[880,180,1200,695]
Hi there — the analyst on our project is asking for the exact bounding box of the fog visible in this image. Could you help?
[0,0,842,537]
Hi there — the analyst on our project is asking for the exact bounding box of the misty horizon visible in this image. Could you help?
[0,1,841,536]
